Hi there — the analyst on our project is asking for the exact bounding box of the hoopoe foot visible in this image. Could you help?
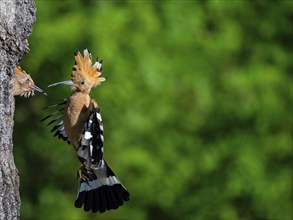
[77,167,90,181]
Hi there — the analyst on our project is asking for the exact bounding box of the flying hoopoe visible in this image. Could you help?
[43,49,129,213]
[13,66,47,97]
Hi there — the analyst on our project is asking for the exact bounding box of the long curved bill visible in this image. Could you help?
[32,85,47,96]
[48,80,75,87]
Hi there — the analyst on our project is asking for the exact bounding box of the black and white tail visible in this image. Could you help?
[75,105,129,213]
[75,160,130,213]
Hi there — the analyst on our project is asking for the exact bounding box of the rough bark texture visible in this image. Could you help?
[0,0,35,219]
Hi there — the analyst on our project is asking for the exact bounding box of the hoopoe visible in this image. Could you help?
[13,66,47,97]
[43,49,129,213]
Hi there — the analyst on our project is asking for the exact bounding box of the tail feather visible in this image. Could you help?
[113,184,130,203]
[75,161,130,213]
[98,186,107,213]
[107,186,120,209]
[74,191,85,208]
[84,190,94,212]
[92,188,100,213]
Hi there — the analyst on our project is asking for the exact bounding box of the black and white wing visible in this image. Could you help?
[41,99,70,144]
[77,106,104,166]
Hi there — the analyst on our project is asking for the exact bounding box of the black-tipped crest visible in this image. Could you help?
[70,49,107,91]
[42,48,129,213]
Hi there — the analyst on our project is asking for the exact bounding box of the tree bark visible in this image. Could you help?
[0,0,35,219]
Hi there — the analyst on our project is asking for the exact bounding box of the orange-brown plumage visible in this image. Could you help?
[13,66,47,97]
[63,92,91,149]
[59,50,107,147]
[48,49,107,147]
[70,50,107,94]
[46,49,129,213]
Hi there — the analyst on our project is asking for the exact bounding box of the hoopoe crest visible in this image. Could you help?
[13,66,47,97]
[49,49,107,93]
[43,49,130,213]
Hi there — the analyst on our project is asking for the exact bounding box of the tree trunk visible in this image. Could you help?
[0,0,35,219]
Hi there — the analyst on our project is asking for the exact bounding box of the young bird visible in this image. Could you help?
[43,49,129,213]
[13,66,47,97]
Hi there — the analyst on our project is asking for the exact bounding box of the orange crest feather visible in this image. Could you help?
[72,49,105,86]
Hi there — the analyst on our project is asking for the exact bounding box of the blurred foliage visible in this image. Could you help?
[13,0,292,220]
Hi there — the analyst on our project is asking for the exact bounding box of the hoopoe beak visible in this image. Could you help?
[48,80,75,87]
[32,85,47,96]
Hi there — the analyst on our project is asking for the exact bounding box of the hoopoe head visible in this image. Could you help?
[13,66,47,97]
[49,49,107,94]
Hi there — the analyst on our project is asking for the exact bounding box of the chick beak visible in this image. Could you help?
[48,80,75,87]
[32,85,47,96]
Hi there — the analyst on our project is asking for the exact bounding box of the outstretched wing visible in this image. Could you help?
[77,106,104,167]
[41,99,70,144]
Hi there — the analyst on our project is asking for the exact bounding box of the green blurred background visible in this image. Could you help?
[13,1,292,220]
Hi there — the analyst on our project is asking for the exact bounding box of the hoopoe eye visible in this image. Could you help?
[80,81,85,85]
[25,78,30,84]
